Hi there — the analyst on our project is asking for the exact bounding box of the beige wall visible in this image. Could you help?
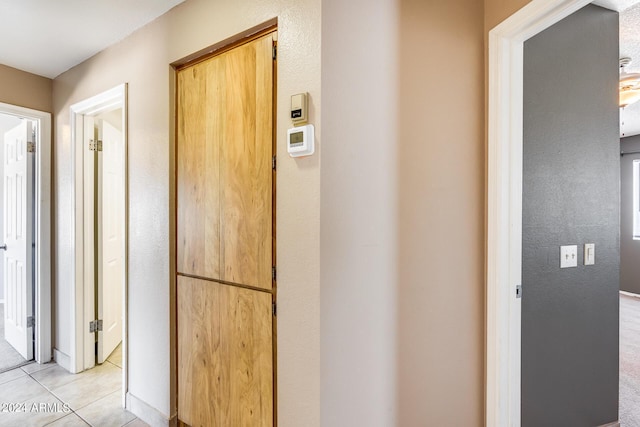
[0,64,52,112]
[321,0,398,424]
[397,0,485,424]
[45,0,539,424]
[485,0,533,31]
[52,0,320,424]
[322,0,484,425]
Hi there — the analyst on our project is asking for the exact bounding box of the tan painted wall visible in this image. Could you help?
[52,0,320,424]
[45,0,538,424]
[322,0,484,425]
[397,0,485,424]
[0,64,52,112]
[321,0,398,424]
[485,0,533,31]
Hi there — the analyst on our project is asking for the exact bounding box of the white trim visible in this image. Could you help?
[53,349,71,372]
[0,102,52,366]
[126,392,174,427]
[69,84,128,407]
[486,1,591,426]
[620,290,640,299]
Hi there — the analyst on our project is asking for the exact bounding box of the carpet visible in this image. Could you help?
[0,303,28,372]
[620,293,640,426]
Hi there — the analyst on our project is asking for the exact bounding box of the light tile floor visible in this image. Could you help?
[0,345,148,427]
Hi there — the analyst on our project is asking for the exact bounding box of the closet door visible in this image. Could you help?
[176,31,276,427]
[178,276,273,426]
[177,34,274,290]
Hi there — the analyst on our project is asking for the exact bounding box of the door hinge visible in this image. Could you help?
[272,302,277,316]
[27,142,35,153]
[89,319,103,333]
[272,266,277,281]
[273,44,277,60]
[272,156,276,170]
[89,139,103,152]
[516,285,522,299]
[26,316,35,328]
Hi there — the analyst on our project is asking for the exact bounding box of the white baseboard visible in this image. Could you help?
[53,349,71,372]
[126,392,174,427]
[620,290,640,299]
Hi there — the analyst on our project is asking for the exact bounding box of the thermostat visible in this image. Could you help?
[291,93,308,125]
[287,124,314,157]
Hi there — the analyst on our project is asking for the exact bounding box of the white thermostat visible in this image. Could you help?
[287,124,314,157]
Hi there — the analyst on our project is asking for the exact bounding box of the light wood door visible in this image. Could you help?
[177,33,274,290]
[177,30,276,427]
[3,120,34,360]
[178,276,273,426]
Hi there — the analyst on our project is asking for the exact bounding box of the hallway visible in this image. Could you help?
[0,345,147,426]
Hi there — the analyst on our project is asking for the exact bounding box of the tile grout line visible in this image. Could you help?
[19,359,131,427]
[26,365,99,427]
[26,366,79,427]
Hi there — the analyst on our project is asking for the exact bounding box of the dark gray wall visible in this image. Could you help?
[523,5,620,426]
[621,135,640,294]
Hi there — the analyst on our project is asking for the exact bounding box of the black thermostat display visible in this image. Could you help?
[290,131,304,145]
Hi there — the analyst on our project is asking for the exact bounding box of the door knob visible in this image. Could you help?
[0,244,6,250]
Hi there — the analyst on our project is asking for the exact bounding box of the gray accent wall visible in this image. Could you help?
[621,135,640,295]
[523,5,620,426]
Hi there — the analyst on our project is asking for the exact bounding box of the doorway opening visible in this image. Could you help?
[70,84,128,408]
[0,104,52,373]
[488,0,640,426]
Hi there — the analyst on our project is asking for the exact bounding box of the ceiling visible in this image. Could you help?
[618,1,640,137]
[594,0,640,137]
[0,0,638,136]
[0,0,185,79]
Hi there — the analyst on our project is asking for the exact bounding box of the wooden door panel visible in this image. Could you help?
[177,61,222,279]
[178,276,273,427]
[220,36,273,289]
[177,34,273,289]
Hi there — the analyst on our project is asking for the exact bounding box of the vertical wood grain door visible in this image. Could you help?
[176,30,276,427]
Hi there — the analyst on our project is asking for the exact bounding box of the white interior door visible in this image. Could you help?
[82,115,96,370]
[3,120,33,360]
[97,119,123,363]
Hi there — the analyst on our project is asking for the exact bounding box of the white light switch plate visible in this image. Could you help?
[560,245,578,268]
[584,243,595,265]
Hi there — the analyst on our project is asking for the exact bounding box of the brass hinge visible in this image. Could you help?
[89,319,103,333]
[273,44,277,60]
[27,142,35,153]
[272,156,276,170]
[89,139,103,152]
[272,266,276,281]
[27,316,35,328]
[272,302,277,317]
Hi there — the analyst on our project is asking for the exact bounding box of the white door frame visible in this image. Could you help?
[69,84,128,399]
[486,0,594,425]
[0,102,52,365]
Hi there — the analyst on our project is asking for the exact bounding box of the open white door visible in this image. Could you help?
[97,120,123,363]
[3,120,34,360]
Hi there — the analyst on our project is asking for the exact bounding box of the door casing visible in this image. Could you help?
[486,0,601,425]
[69,84,128,407]
[0,102,51,365]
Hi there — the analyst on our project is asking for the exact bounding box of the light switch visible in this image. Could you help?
[584,243,595,265]
[560,245,578,268]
